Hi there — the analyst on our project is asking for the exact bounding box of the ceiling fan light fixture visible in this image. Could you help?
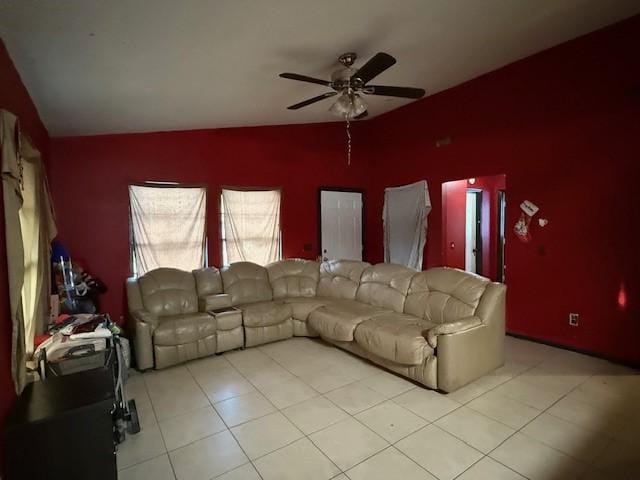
[329,92,367,119]
[351,94,367,117]
[281,52,425,167]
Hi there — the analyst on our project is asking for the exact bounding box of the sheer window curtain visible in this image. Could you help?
[221,189,281,266]
[129,184,206,276]
[1,110,57,393]
[383,180,431,270]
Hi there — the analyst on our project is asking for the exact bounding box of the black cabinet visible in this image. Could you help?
[3,368,117,480]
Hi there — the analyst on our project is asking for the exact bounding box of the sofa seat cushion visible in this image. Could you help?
[240,301,293,327]
[354,313,435,365]
[281,297,329,321]
[212,309,243,331]
[154,312,216,346]
[308,300,389,342]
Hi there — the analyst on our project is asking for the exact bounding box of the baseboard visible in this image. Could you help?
[506,331,639,371]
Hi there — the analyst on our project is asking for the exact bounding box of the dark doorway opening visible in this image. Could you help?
[441,174,506,282]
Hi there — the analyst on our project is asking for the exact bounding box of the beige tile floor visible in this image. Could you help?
[117,336,640,480]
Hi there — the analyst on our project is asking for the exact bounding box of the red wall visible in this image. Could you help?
[48,16,640,367]
[363,16,640,366]
[0,39,50,456]
[50,124,369,323]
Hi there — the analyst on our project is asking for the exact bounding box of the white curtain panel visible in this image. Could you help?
[2,109,57,393]
[19,142,57,357]
[2,110,27,392]
[383,180,431,270]
[129,185,206,275]
[221,189,281,266]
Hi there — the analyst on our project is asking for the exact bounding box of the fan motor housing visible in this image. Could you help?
[331,66,357,85]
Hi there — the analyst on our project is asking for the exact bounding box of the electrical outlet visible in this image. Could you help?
[569,313,579,326]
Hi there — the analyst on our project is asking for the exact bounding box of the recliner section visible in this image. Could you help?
[308,259,377,341]
[221,262,293,347]
[126,268,218,370]
[267,259,324,336]
[127,259,506,392]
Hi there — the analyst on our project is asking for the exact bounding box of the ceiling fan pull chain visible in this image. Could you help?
[346,117,352,166]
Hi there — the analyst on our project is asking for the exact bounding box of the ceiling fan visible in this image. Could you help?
[279,52,426,120]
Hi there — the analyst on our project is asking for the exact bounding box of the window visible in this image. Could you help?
[220,188,281,266]
[129,184,207,276]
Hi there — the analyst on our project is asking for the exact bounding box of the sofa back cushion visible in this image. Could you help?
[317,260,370,300]
[221,262,273,305]
[266,259,320,299]
[404,267,489,324]
[193,267,223,296]
[138,268,198,317]
[356,263,415,313]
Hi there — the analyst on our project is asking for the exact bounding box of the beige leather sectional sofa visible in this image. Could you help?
[126,259,506,392]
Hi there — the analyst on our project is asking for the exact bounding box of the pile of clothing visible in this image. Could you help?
[52,240,107,315]
[35,314,121,371]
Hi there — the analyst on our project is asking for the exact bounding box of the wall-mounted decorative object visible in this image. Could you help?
[514,200,540,243]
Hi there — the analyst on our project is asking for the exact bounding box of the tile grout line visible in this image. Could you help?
[252,341,364,476]
[126,338,633,480]
[477,365,600,478]
[144,357,265,479]
[131,344,519,475]
[443,357,551,480]
[136,340,523,478]
[251,340,400,476]
[223,343,345,478]
[472,349,631,478]
[123,373,180,479]
[263,341,454,479]
[407,356,585,479]
[189,359,269,480]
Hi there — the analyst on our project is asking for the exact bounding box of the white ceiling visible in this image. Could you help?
[1,0,639,137]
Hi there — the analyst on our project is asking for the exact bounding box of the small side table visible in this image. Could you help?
[208,307,244,353]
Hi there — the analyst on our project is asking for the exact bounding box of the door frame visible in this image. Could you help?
[496,189,506,283]
[318,187,365,260]
[465,188,483,274]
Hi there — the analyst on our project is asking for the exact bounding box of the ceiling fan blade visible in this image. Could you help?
[279,73,331,86]
[287,92,337,110]
[353,52,396,84]
[354,110,368,120]
[365,85,426,99]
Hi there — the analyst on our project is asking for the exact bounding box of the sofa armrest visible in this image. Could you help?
[130,309,158,370]
[435,291,506,392]
[426,316,483,348]
[199,293,233,311]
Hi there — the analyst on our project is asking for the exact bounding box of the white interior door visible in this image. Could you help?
[320,190,363,261]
